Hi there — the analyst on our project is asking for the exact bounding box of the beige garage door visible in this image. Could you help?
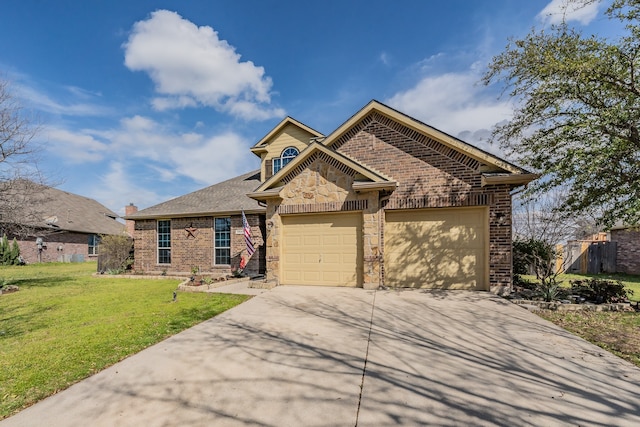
[281,212,361,286]
[384,207,488,290]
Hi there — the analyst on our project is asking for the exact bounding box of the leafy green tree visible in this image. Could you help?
[483,0,640,227]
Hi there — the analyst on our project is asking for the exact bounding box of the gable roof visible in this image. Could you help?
[324,100,537,181]
[250,116,324,156]
[126,170,265,219]
[248,142,397,199]
[2,181,124,235]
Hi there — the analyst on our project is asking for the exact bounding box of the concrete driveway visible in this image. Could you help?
[2,287,640,426]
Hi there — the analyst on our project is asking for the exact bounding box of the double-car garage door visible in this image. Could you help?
[280,207,487,289]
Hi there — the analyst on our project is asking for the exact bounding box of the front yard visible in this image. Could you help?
[0,262,249,419]
[524,273,640,369]
[538,310,640,367]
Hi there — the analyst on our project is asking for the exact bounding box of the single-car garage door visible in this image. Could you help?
[384,207,488,290]
[281,212,362,286]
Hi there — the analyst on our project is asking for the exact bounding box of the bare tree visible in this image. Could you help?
[0,78,49,237]
[512,188,600,246]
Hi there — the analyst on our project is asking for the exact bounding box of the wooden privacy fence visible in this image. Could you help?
[557,241,617,274]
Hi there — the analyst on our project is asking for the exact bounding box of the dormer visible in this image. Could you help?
[250,117,324,182]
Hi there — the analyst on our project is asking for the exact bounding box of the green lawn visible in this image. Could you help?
[0,262,249,419]
[523,272,640,302]
[538,310,640,368]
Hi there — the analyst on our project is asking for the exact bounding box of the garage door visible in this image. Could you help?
[281,212,361,286]
[384,208,488,290]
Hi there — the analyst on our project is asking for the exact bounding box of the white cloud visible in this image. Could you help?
[169,132,249,184]
[537,0,601,25]
[45,112,256,195]
[64,86,102,99]
[386,64,520,159]
[15,83,111,116]
[90,161,166,215]
[123,9,285,120]
[151,95,197,111]
[379,52,391,66]
[386,69,513,137]
[46,128,108,162]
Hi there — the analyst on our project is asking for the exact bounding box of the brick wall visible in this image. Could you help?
[611,229,640,274]
[132,214,264,276]
[333,113,513,292]
[12,231,94,264]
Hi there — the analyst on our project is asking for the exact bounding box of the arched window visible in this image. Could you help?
[272,147,299,174]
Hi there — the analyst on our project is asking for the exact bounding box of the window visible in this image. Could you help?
[214,217,231,265]
[88,234,100,256]
[157,220,171,264]
[272,146,299,174]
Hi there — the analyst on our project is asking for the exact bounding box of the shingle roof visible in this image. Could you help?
[4,182,125,235]
[126,170,265,219]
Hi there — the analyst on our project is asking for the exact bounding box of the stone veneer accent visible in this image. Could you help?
[132,213,264,277]
[265,157,382,289]
[610,228,640,274]
[264,113,515,293]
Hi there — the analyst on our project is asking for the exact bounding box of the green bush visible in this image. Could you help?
[513,273,536,290]
[536,280,571,302]
[0,234,22,266]
[570,278,633,303]
[513,238,554,275]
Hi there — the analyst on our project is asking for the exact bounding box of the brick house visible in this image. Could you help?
[1,183,126,264]
[610,226,640,274]
[126,100,536,293]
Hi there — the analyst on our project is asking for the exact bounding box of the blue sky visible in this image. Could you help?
[0,0,615,215]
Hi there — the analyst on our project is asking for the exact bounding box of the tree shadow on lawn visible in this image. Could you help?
[0,304,54,340]
[7,276,81,289]
[18,287,640,427]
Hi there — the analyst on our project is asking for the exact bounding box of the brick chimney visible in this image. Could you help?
[125,203,138,237]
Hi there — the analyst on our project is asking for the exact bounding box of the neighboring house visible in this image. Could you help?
[125,101,537,293]
[1,183,126,263]
[609,225,640,275]
[124,171,267,277]
[556,227,640,275]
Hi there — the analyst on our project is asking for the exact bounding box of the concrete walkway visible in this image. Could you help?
[2,287,639,426]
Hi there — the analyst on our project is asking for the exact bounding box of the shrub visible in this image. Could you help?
[97,234,133,273]
[536,279,570,302]
[0,234,22,266]
[513,274,536,290]
[569,278,633,303]
[513,238,555,276]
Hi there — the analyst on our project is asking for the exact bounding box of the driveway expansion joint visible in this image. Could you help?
[354,289,376,426]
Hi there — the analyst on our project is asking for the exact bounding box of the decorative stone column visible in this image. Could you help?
[362,191,381,289]
[265,201,282,284]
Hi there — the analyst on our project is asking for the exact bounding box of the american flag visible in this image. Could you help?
[242,211,255,258]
